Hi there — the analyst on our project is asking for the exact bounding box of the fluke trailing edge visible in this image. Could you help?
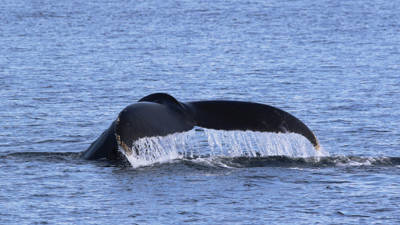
[81,93,320,160]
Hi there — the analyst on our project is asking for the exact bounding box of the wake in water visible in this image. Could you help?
[2,129,399,168]
[119,128,329,168]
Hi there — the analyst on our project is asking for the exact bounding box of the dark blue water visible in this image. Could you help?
[1,0,400,224]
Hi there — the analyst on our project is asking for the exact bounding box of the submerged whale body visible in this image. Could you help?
[81,93,319,160]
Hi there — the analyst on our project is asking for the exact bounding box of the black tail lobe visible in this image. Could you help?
[186,101,320,150]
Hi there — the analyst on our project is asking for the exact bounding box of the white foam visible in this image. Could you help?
[334,156,384,167]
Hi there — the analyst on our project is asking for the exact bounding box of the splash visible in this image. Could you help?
[119,128,328,168]
[119,130,196,168]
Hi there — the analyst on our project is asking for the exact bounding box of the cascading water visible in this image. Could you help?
[119,128,329,168]
[118,130,196,168]
[203,129,328,158]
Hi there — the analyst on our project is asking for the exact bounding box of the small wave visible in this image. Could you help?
[120,155,400,170]
[0,151,81,163]
[199,155,400,168]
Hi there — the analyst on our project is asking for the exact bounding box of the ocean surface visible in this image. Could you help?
[1,0,399,224]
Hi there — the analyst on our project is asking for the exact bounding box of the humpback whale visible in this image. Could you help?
[81,93,319,160]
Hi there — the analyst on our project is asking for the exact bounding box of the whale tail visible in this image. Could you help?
[81,121,119,160]
[187,101,320,150]
[82,93,319,160]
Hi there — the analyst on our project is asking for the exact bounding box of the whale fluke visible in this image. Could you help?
[187,101,319,150]
[82,93,319,160]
